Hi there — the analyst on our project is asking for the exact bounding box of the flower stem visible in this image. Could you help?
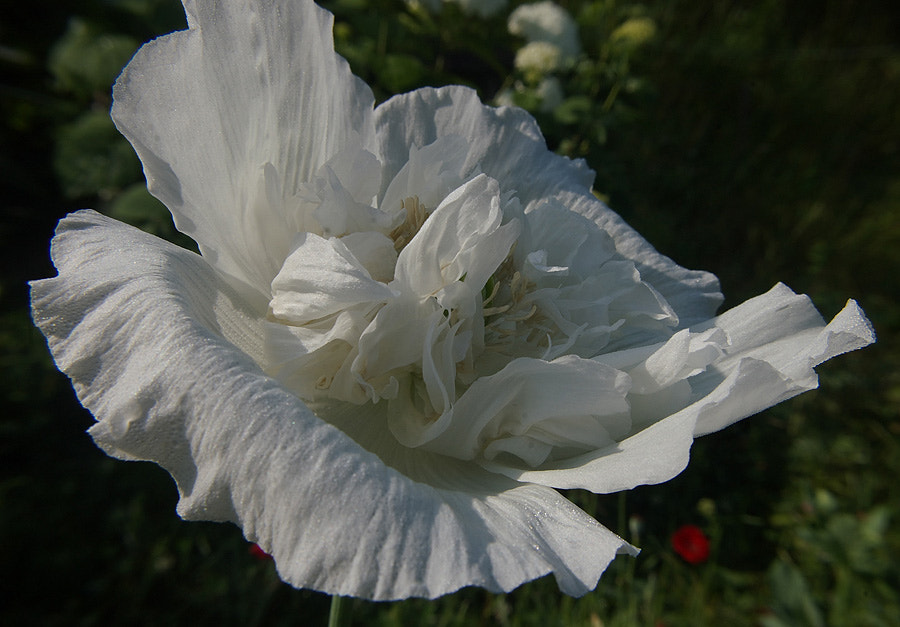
[328,595,351,627]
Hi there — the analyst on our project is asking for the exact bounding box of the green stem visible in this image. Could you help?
[328,595,351,627]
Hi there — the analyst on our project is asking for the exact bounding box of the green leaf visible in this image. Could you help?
[554,95,593,125]
[375,53,427,93]
[48,18,139,100]
[53,110,141,199]
[767,561,825,627]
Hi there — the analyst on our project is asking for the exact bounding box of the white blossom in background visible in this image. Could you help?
[514,40,564,75]
[493,85,518,107]
[536,76,564,111]
[508,0,581,60]
[31,0,874,601]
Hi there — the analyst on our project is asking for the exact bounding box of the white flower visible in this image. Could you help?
[536,76,564,111]
[508,1,581,59]
[493,86,518,107]
[514,41,564,75]
[31,0,874,601]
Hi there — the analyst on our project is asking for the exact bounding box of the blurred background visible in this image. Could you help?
[2,0,898,624]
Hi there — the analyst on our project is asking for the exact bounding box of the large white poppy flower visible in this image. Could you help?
[30,0,874,601]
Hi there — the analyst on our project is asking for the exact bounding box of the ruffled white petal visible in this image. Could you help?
[395,174,520,296]
[31,210,268,370]
[380,135,474,219]
[321,401,638,598]
[270,232,395,323]
[31,210,635,600]
[374,86,724,328]
[418,356,632,465]
[689,283,875,435]
[494,284,875,492]
[112,0,375,296]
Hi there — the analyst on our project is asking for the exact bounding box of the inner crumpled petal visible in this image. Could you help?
[262,132,698,469]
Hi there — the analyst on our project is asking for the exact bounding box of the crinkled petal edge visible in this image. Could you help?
[30,210,635,600]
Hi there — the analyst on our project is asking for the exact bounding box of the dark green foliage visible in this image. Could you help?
[48,18,139,100]
[53,110,142,199]
[2,0,897,625]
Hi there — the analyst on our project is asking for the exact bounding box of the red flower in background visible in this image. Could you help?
[671,524,710,564]
[249,543,273,561]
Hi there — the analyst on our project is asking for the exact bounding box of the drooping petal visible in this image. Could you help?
[374,85,723,327]
[493,284,875,492]
[112,0,376,296]
[689,283,875,436]
[321,401,638,598]
[31,210,267,370]
[30,210,636,600]
[269,232,395,324]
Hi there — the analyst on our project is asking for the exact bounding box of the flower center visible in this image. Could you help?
[389,196,428,252]
[263,139,688,468]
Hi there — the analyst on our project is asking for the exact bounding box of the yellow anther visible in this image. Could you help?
[482,278,501,307]
[507,304,538,322]
[390,196,429,252]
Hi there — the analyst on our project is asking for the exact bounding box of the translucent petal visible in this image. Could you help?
[270,232,395,324]
[416,356,632,463]
[395,174,520,296]
[380,135,474,219]
[112,0,375,295]
[495,284,875,492]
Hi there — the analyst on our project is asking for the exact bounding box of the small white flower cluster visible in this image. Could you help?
[514,40,563,75]
[508,1,581,60]
[534,75,563,110]
[501,1,579,112]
